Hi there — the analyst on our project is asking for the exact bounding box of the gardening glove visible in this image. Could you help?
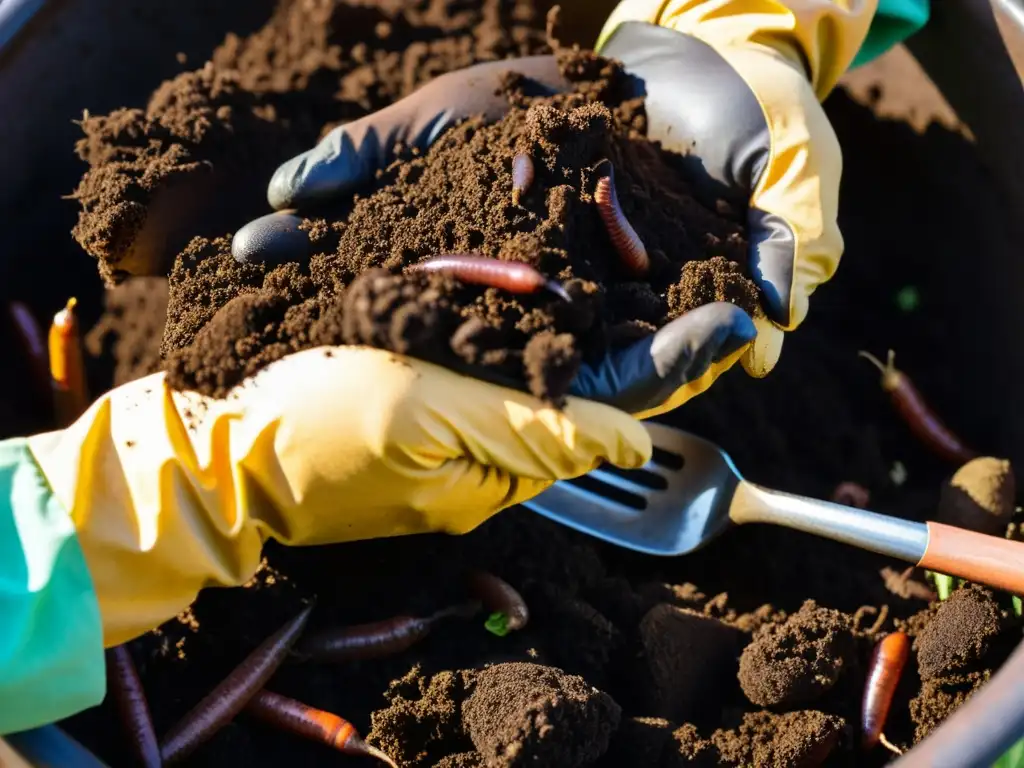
[591,0,878,401]
[0,306,756,733]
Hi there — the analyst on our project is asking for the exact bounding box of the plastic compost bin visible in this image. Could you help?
[0,0,1022,765]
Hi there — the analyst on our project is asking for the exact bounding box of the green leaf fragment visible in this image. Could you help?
[1013,595,1022,618]
[485,612,510,637]
[993,736,1024,768]
[928,571,956,601]
[896,286,920,313]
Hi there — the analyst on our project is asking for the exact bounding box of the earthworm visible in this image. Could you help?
[246,690,397,768]
[593,160,649,277]
[299,602,479,662]
[859,350,977,465]
[106,645,161,768]
[49,297,89,426]
[6,301,49,395]
[410,254,571,302]
[160,604,314,764]
[831,482,870,509]
[862,630,910,754]
[511,152,534,205]
[468,569,529,636]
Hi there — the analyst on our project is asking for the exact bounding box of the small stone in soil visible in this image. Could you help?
[937,456,1016,536]
[639,603,745,722]
[914,584,1006,680]
[738,600,856,707]
[461,662,621,768]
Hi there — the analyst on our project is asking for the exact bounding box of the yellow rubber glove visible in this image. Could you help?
[26,346,651,647]
[596,0,876,414]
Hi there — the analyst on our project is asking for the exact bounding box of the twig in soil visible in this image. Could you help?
[106,645,161,768]
[298,602,479,662]
[858,349,977,465]
[409,254,571,302]
[862,630,910,755]
[468,569,529,636]
[6,301,50,397]
[852,604,890,636]
[49,297,89,426]
[881,566,937,602]
[245,690,397,768]
[592,160,649,277]
[159,604,314,764]
[831,481,870,508]
[511,152,534,206]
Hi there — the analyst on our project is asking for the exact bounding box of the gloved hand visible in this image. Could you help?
[233,55,756,418]
[239,0,874,412]
[593,0,874,393]
[1,308,751,732]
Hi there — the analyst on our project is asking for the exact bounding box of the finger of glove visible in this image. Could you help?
[741,313,784,378]
[568,302,756,415]
[267,55,566,211]
[232,211,309,266]
[748,207,798,327]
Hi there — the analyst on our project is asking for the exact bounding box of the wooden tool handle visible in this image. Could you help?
[919,522,1024,595]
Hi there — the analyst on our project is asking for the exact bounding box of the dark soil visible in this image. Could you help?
[70,0,553,286]
[156,47,758,403]
[1,1,1020,767]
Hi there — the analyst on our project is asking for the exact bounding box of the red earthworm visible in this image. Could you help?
[160,604,313,764]
[49,297,89,426]
[468,569,529,635]
[410,254,571,302]
[106,645,161,768]
[831,482,870,509]
[299,602,479,663]
[859,350,977,465]
[862,630,910,754]
[511,152,534,205]
[246,690,397,768]
[6,301,50,396]
[593,161,649,277]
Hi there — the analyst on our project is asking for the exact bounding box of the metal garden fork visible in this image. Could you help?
[523,421,1024,595]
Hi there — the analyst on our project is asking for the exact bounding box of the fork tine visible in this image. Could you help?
[524,480,644,519]
[588,467,660,495]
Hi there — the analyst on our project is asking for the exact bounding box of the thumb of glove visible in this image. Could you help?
[569,302,757,415]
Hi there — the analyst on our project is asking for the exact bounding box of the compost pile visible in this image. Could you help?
[36,1,1021,766]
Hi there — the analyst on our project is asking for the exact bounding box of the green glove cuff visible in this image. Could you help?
[0,438,104,734]
[850,0,930,68]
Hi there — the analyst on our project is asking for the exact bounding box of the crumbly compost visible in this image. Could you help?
[159,48,760,402]
[738,600,857,708]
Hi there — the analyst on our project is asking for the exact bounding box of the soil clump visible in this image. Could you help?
[738,600,857,708]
